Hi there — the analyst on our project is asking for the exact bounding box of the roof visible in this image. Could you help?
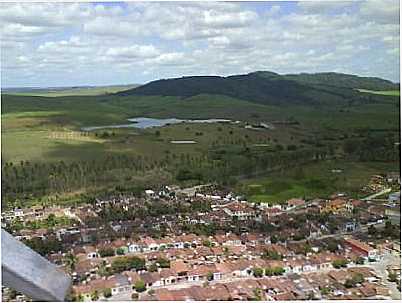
[170,260,190,273]
[287,198,305,207]
[344,238,375,253]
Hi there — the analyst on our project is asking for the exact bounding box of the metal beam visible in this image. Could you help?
[1,229,71,301]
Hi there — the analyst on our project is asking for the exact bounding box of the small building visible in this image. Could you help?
[344,238,378,261]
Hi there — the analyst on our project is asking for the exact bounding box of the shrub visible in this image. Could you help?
[134,280,146,293]
[103,288,112,298]
[253,267,264,278]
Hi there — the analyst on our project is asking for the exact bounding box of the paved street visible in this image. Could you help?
[368,252,401,300]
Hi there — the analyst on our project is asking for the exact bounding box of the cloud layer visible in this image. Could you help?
[1,1,399,87]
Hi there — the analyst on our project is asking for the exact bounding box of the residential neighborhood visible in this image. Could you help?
[1,174,400,301]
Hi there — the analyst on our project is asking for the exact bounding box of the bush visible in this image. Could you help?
[99,247,115,257]
[134,280,146,293]
[332,259,348,269]
[103,288,112,298]
[388,272,398,282]
[253,267,264,278]
[156,257,170,268]
[116,248,126,255]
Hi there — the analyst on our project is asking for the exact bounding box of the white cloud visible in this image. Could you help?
[0,1,399,87]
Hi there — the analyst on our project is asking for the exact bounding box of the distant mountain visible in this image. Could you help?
[117,71,399,106]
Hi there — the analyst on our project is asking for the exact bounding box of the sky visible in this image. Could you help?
[0,0,400,87]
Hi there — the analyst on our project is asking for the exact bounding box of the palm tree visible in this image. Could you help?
[64,252,78,273]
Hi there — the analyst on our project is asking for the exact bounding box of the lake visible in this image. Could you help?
[81,117,231,131]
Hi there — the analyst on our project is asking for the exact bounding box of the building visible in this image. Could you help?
[344,238,378,261]
[222,202,255,220]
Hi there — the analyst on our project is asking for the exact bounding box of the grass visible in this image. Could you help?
[1,92,399,168]
[6,84,138,97]
[237,159,398,204]
[358,89,400,96]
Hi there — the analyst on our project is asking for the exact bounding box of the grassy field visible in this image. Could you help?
[1,92,399,164]
[1,89,399,209]
[358,89,400,96]
[5,84,138,97]
[237,159,398,204]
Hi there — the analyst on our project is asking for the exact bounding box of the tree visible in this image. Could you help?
[344,279,355,288]
[388,272,398,282]
[134,280,146,292]
[91,290,99,301]
[253,288,264,301]
[148,263,158,272]
[320,287,330,296]
[116,248,126,255]
[253,267,264,278]
[272,267,285,276]
[206,271,214,281]
[99,247,115,257]
[332,259,348,269]
[354,257,365,265]
[202,240,213,247]
[64,252,78,273]
[156,257,170,268]
[327,240,339,253]
[103,288,112,298]
[262,250,282,260]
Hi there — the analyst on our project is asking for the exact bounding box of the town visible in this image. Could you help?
[1,173,400,301]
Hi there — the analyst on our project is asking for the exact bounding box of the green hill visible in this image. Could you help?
[118,71,399,106]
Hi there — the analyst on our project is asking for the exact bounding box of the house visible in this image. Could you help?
[159,268,178,286]
[73,274,131,300]
[139,272,162,288]
[222,202,255,220]
[286,198,305,210]
[128,242,142,253]
[141,237,159,251]
[224,279,261,300]
[145,189,156,198]
[186,264,218,282]
[321,199,347,213]
[263,207,283,221]
[285,258,304,274]
[344,238,378,261]
[83,245,98,259]
[170,260,190,281]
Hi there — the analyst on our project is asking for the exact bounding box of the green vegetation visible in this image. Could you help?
[238,159,398,203]
[111,256,146,273]
[1,71,399,209]
[134,280,146,293]
[344,273,364,288]
[358,89,400,96]
[120,71,398,107]
[332,259,348,269]
[265,267,285,276]
[6,84,138,97]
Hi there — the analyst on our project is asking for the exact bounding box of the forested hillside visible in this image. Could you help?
[118,71,399,106]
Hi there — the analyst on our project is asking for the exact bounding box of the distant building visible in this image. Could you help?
[344,238,378,261]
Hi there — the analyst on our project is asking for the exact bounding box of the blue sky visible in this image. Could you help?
[0,1,399,87]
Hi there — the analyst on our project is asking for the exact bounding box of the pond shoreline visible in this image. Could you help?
[81,117,231,131]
